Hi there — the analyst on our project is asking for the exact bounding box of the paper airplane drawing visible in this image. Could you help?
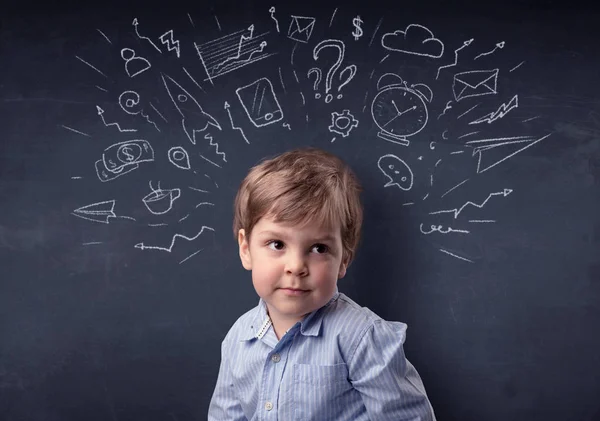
[466,133,552,173]
[72,200,135,224]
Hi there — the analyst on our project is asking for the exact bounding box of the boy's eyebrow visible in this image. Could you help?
[257,230,337,243]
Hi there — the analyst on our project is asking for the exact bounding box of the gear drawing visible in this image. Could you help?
[329,110,359,137]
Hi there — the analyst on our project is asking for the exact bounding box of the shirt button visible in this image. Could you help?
[265,401,273,411]
[271,353,281,363]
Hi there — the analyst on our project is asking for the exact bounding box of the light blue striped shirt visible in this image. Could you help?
[208,290,436,420]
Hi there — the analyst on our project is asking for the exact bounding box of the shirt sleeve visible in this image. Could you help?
[348,320,436,421]
[207,338,247,421]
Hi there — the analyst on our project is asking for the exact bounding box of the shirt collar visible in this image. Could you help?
[241,288,340,341]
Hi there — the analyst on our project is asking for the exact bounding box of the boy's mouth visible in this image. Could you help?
[279,287,310,295]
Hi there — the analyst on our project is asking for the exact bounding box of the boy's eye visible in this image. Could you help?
[311,244,329,254]
[267,240,285,250]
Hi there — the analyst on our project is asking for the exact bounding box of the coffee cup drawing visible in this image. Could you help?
[143,181,181,215]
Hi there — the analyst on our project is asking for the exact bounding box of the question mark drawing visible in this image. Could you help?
[313,39,357,103]
[307,68,322,99]
[337,65,357,99]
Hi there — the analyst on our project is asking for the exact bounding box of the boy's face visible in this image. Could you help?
[238,215,348,327]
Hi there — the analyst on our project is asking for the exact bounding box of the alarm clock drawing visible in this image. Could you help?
[371,73,433,146]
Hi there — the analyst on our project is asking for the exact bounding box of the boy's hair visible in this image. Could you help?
[233,147,363,265]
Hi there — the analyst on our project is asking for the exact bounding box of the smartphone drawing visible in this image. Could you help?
[235,77,283,127]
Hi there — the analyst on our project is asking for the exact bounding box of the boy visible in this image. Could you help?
[208,148,435,420]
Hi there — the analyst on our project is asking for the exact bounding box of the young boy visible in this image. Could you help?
[208,148,435,420]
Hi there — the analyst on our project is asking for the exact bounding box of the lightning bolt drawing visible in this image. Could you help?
[436,38,474,80]
[429,189,513,219]
[224,101,249,144]
[204,133,227,162]
[96,106,137,132]
[159,30,181,58]
[469,95,518,125]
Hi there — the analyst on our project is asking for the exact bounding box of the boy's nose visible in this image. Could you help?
[284,252,308,276]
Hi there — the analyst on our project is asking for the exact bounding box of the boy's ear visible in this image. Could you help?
[338,259,348,279]
[238,229,252,270]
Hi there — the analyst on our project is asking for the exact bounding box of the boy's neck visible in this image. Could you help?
[266,309,305,340]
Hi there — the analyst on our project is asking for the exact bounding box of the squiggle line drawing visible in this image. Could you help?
[195,25,274,84]
[134,226,215,252]
[224,101,249,144]
[430,188,513,218]
[437,101,453,119]
[469,95,518,125]
[132,18,162,53]
[204,133,226,162]
[121,48,151,78]
[466,134,552,173]
[159,30,181,58]
[72,200,135,224]
[474,41,505,60]
[96,106,137,132]
[119,91,159,131]
[269,7,280,32]
[436,38,474,80]
[420,224,470,235]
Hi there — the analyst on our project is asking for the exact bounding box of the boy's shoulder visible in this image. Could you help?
[321,292,399,333]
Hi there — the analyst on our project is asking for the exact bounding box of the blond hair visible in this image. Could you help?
[233,147,363,265]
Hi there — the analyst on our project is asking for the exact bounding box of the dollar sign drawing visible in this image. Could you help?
[121,146,135,162]
[352,16,363,41]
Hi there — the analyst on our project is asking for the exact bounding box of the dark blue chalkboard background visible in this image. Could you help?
[1,1,599,420]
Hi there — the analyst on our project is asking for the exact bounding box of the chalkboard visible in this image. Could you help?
[1,1,599,420]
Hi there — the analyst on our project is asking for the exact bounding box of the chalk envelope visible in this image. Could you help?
[452,69,499,101]
[287,16,316,43]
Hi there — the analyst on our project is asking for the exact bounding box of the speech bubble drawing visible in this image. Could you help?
[377,154,414,191]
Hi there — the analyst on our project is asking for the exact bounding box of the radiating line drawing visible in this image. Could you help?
[436,38,474,80]
[75,55,107,78]
[179,214,189,222]
[132,18,162,53]
[195,202,215,208]
[430,141,436,149]
[71,176,82,180]
[437,101,453,119]
[149,103,167,122]
[149,223,168,227]
[352,15,363,40]
[134,226,215,252]
[474,41,505,60]
[161,73,222,152]
[423,193,429,200]
[300,92,306,105]
[96,106,137,132]
[382,24,444,58]
[435,158,442,167]
[159,30,181,58]
[457,103,480,119]
[330,8,338,27]
[288,16,316,43]
[224,101,250,144]
[204,173,218,189]
[83,241,103,245]
[402,202,414,206]
[181,67,205,93]
[292,70,300,84]
[61,124,90,137]
[72,200,134,224]
[379,54,389,63]
[119,91,160,131]
[522,115,541,123]
[278,67,287,93]
[269,7,280,32]
[453,69,499,102]
[509,61,525,72]
[440,248,474,263]
[371,73,431,146]
[187,13,195,28]
[420,223,470,235]
[95,85,108,92]
[442,130,449,139]
[329,110,359,138]
[96,29,112,44]
[469,219,496,223]
[450,150,465,154]
[458,131,479,139]
[467,133,552,173]
[199,153,222,168]
[189,186,209,193]
[369,17,383,47]
[313,39,357,102]
[430,188,513,218]
[378,154,414,191]
[235,77,283,127]
[441,178,469,198]
[290,43,298,65]
[214,14,222,31]
[143,181,181,215]
[469,95,518,125]
[195,25,274,84]
[168,146,191,170]
[121,48,151,78]
[180,249,204,264]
